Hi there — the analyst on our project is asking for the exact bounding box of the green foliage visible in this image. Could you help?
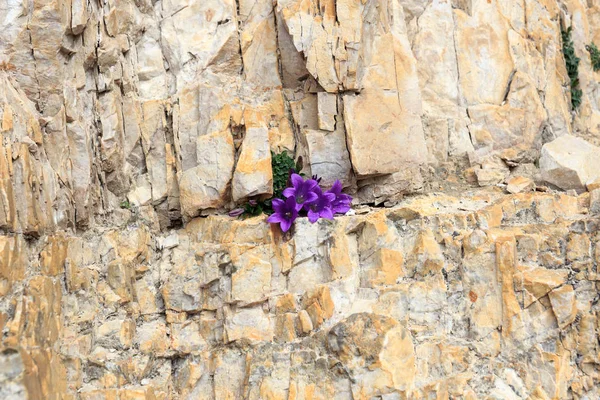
[243,201,265,217]
[235,151,302,218]
[586,42,600,72]
[271,150,301,199]
[120,200,131,209]
[562,26,582,110]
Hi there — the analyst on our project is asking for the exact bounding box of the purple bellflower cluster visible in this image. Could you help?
[267,174,352,232]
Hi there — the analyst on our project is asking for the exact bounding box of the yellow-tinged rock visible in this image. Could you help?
[298,310,313,334]
[178,130,235,218]
[80,389,119,400]
[516,266,568,307]
[170,320,207,354]
[455,1,514,106]
[411,228,444,276]
[496,237,522,336]
[40,234,68,276]
[136,320,168,356]
[506,176,535,194]
[0,235,26,296]
[587,177,600,192]
[328,313,415,394]
[275,293,297,313]
[1,104,13,131]
[232,109,273,201]
[303,285,334,319]
[231,246,272,305]
[106,260,134,304]
[548,285,577,329]
[566,233,591,263]
[224,307,273,343]
[327,222,357,280]
[275,313,297,342]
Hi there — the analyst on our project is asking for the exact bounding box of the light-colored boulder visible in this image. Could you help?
[230,247,272,305]
[224,306,273,343]
[540,136,600,192]
[160,0,239,86]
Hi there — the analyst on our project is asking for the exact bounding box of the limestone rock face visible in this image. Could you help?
[0,0,597,222]
[328,313,416,396]
[2,0,600,398]
[2,192,600,398]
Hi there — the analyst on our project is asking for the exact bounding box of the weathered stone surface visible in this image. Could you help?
[540,135,600,192]
[469,72,547,153]
[506,176,535,194]
[455,1,514,106]
[548,285,578,329]
[1,191,600,397]
[413,0,473,159]
[231,111,273,202]
[179,130,235,217]
[328,313,416,395]
[317,92,337,132]
[2,0,600,397]
[590,189,600,214]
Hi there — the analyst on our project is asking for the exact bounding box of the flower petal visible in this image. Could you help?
[282,187,296,198]
[280,219,293,232]
[320,207,334,220]
[305,191,319,203]
[307,210,319,223]
[305,179,319,191]
[290,173,304,188]
[284,195,297,208]
[228,208,245,217]
[324,192,336,202]
[330,180,342,195]
[340,193,353,202]
[333,204,351,214]
[271,198,285,213]
[267,214,285,223]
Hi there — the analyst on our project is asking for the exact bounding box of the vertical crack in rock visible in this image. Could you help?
[234,0,245,77]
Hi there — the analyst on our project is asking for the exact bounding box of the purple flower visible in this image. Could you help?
[267,197,299,232]
[306,186,335,223]
[282,174,319,211]
[228,208,245,217]
[327,180,352,214]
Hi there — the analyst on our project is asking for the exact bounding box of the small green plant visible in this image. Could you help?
[562,26,582,110]
[586,42,600,71]
[229,151,303,218]
[120,200,131,209]
[243,200,265,217]
[271,151,301,199]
